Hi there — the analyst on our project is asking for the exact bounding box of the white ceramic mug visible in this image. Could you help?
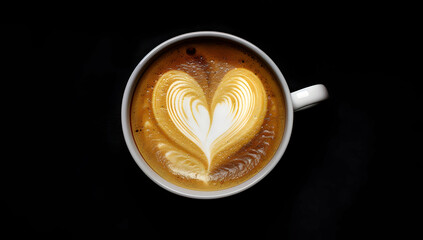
[121,31,328,199]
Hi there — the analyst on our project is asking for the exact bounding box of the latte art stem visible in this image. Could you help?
[152,68,267,174]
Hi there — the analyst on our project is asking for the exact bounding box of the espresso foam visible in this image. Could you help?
[130,40,286,190]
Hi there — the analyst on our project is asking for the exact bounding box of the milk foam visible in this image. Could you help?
[152,68,267,173]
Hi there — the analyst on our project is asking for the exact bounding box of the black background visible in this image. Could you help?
[3,4,421,239]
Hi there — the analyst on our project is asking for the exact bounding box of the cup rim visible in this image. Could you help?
[121,31,293,199]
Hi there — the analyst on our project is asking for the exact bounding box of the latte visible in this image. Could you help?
[130,39,286,190]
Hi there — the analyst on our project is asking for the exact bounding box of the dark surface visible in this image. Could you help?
[3,6,421,240]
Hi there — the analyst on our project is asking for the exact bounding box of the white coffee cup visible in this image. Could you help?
[121,31,328,199]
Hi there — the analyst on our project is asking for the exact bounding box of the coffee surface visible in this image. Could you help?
[130,39,285,190]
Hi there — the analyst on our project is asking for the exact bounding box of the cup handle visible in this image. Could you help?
[291,84,329,111]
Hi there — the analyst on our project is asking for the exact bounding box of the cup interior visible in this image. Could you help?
[121,31,294,199]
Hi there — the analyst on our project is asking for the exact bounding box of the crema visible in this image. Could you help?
[130,39,286,190]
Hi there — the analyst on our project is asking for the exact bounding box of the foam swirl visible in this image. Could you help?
[152,68,267,175]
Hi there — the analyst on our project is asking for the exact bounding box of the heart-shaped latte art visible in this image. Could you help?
[152,68,267,169]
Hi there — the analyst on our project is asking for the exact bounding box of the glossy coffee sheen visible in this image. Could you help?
[130,40,286,191]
